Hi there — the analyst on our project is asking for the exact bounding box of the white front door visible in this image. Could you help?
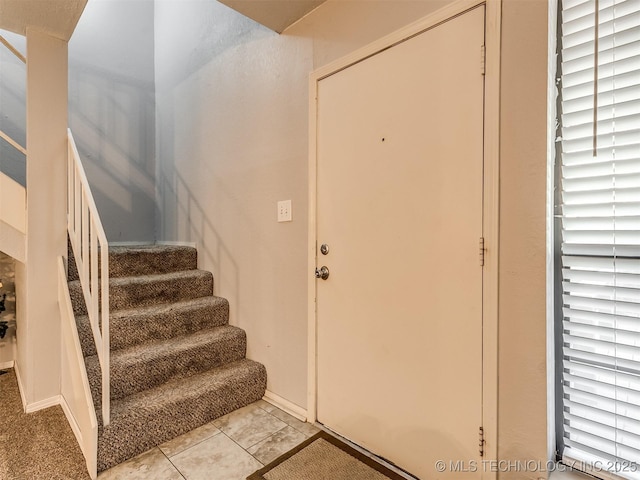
[315,6,486,478]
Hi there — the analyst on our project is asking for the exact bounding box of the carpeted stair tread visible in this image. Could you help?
[68,244,197,281]
[86,325,247,402]
[67,241,268,473]
[69,269,213,315]
[76,296,229,357]
[108,245,197,278]
[97,359,267,472]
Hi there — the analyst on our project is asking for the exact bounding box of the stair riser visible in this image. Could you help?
[70,272,213,316]
[68,245,197,281]
[97,362,267,472]
[77,299,230,357]
[67,243,269,476]
[87,330,247,403]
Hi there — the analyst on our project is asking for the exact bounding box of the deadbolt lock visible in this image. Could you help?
[320,244,330,255]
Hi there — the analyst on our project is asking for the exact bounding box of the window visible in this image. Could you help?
[556,0,640,478]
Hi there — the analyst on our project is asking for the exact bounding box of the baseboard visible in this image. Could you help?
[108,241,154,247]
[14,363,60,413]
[0,360,14,369]
[13,360,27,412]
[109,241,197,248]
[25,394,61,413]
[263,390,307,422]
[156,241,197,248]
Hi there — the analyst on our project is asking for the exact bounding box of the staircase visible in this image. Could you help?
[0,172,26,263]
[67,244,267,472]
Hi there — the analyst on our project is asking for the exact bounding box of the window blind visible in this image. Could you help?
[559,0,640,478]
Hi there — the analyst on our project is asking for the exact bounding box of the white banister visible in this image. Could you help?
[0,129,27,155]
[0,35,27,156]
[0,34,26,64]
[67,129,110,426]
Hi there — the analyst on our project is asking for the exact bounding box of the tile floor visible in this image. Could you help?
[97,400,320,480]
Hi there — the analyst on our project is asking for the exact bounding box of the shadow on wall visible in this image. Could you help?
[0,251,16,366]
[157,166,239,319]
[68,0,156,243]
[69,63,156,242]
[153,11,278,317]
[154,0,310,342]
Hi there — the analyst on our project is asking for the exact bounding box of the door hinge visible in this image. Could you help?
[479,237,486,266]
[479,426,485,457]
[480,45,486,75]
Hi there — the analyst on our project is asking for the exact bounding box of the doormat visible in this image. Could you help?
[247,430,408,480]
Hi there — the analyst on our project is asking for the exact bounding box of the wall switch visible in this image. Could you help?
[277,200,292,222]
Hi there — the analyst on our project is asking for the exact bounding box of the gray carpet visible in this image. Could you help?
[0,369,90,480]
[248,431,408,480]
[69,243,267,472]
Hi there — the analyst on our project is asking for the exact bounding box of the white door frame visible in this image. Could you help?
[306,0,501,476]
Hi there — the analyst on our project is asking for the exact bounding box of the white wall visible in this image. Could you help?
[0,29,26,185]
[499,1,549,476]
[153,0,548,475]
[69,0,156,242]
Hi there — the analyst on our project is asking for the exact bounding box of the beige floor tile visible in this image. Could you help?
[160,422,221,457]
[170,432,262,480]
[254,399,272,411]
[213,403,288,448]
[254,400,278,413]
[246,425,307,465]
[266,406,320,437]
[97,448,184,480]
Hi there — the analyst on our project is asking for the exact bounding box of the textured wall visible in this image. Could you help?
[155,0,312,408]
[69,0,156,242]
[499,0,549,478]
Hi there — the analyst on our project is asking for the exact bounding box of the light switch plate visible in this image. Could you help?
[277,200,292,222]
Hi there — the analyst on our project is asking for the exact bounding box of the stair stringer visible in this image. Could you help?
[58,256,98,480]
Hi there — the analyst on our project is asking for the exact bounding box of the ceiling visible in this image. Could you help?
[217,0,327,33]
[0,0,324,43]
[0,0,87,41]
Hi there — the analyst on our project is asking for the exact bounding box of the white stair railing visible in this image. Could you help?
[0,34,27,156]
[67,129,110,426]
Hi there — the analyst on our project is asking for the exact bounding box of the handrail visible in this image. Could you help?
[67,129,110,426]
[0,34,26,64]
[0,35,27,155]
[0,129,27,155]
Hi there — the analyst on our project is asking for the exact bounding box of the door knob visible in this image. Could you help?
[315,266,330,280]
